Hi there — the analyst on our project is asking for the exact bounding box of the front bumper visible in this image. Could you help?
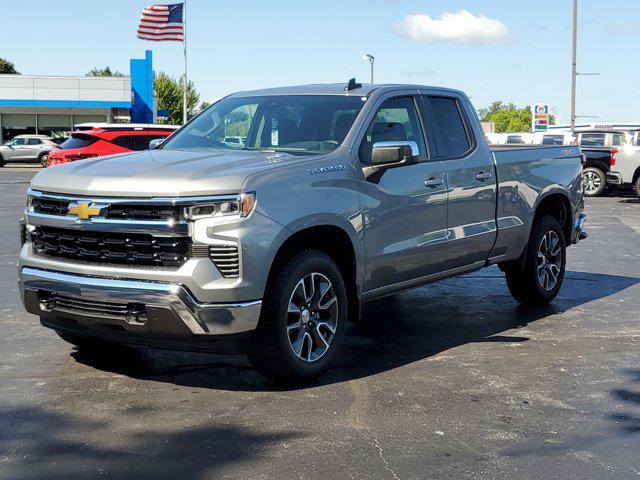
[573,213,588,244]
[20,267,262,344]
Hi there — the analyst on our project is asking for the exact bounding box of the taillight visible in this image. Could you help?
[610,148,618,166]
[66,153,98,161]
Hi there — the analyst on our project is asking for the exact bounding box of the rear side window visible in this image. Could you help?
[111,134,170,151]
[611,133,625,146]
[111,135,138,150]
[27,138,42,145]
[542,135,564,146]
[59,134,97,149]
[580,133,605,147]
[424,96,472,157]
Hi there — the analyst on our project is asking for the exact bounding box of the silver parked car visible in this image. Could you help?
[0,135,59,167]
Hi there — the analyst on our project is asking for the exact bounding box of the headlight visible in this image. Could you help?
[184,193,256,220]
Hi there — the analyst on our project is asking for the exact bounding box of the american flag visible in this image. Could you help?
[137,3,184,42]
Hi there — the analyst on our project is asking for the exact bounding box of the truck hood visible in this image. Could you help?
[31,148,307,197]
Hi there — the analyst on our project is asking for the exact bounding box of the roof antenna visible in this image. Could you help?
[344,78,362,92]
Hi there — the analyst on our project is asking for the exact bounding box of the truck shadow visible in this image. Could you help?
[70,269,640,392]
[0,405,299,479]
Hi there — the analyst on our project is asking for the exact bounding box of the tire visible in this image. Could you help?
[635,176,640,199]
[249,249,348,383]
[56,331,112,351]
[582,167,606,197]
[38,152,49,168]
[505,215,566,307]
[0,154,5,167]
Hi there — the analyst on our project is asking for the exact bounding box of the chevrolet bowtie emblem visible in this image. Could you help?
[68,202,102,220]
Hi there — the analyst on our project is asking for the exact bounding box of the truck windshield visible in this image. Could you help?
[162,95,366,155]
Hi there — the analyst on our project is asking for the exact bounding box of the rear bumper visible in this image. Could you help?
[606,171,623,185]
[19,267,261,351]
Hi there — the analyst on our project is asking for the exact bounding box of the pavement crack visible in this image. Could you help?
[373,437,402,480]
[347,378,402,480]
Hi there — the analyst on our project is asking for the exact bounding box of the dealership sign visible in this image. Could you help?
[531,103,550,132]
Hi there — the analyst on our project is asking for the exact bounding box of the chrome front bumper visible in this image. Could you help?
[19,267,261,336]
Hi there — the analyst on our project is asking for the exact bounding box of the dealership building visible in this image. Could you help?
[0,51,155,143]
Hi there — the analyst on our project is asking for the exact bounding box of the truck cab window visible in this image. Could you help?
[360,96,426,163]
[424,96,472,157]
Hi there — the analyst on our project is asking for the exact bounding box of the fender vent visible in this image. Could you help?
[209,244,240,278]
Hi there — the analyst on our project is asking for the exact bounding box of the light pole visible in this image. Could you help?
[362,54,375,83]
[570,0,577,133]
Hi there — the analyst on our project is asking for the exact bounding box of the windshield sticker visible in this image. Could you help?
[271,118,279,146]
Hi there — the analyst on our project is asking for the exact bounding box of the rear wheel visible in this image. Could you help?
[582,167,606,197]
[249,250,348,383]
[505,215,566,307]
[38,152,49,168]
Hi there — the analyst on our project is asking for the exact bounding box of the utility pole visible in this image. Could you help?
[570,0,577,133]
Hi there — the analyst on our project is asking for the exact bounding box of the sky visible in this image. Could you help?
[2,0,639,123]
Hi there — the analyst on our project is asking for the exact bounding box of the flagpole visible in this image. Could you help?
[182,0,188,125]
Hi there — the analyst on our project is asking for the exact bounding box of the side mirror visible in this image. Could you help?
[149,138,164,150]
[363,141,420,182]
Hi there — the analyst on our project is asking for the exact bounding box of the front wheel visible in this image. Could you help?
[505,215,567,307]
[635,176,640,199]
[249,250,348,383]
[583,167,606,197]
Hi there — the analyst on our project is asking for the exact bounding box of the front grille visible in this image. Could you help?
[105,205,182,221]
[209,245,240,278]
[31,226,191,268]
[31,196,181,221]
[31,197,69,216]
[41,292,147,323]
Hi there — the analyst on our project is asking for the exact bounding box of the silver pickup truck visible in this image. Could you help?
[18,82,587,382]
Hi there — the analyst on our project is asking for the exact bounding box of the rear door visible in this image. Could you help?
[24,138,43,160]
[420,94,497,268]
[359,93,448,294]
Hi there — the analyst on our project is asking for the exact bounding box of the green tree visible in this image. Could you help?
[154,72,200,124]
[86,66,126,77]
[198,101,212,112]
[478,101,531,132]
[0,58,19,74]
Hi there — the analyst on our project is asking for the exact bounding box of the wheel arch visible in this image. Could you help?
[263,218,362,322]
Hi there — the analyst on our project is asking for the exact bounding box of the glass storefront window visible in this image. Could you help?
[1,114,36,142]
[72,115,107,128]
[37,114,72,140]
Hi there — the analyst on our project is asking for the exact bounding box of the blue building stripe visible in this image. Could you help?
[0,99,131,108]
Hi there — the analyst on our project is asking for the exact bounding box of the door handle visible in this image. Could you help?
[424,177,444,188]
[475,171,493,182]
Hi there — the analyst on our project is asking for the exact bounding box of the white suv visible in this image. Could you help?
[0,135,59,167]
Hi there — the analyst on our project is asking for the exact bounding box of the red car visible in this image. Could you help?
[47,124,178,167]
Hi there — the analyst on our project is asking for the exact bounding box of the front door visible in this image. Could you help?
[359,95,448,294]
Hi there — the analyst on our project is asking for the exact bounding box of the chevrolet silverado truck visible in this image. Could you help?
[18,82,587,382]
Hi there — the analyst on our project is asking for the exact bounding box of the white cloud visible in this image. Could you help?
[392,10,512,45]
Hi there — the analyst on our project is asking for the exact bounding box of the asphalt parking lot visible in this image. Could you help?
[1,166,639,479]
